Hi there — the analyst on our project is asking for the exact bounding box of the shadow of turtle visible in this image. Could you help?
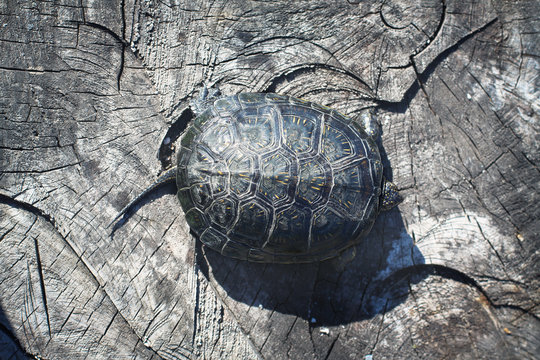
[109,179,427,325]
[198,208,425,326]
[0,304,29,357]
[196,107,425,325]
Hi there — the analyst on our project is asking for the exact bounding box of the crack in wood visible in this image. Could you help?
[33,236,52,339]
[264,63,372,95]
[369,300,388,353]
[1,161,82,174]
[323,333,340,360]
[76,20,127,91]
[377,17,499,112]
[192,264,201,347]
[415,0,447,56]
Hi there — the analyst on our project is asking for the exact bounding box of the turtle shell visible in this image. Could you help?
[177,93,383,263]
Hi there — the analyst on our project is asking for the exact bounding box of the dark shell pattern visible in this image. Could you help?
[177,93,383,263]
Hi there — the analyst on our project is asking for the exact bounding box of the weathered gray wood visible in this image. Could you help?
[1,0,538,359]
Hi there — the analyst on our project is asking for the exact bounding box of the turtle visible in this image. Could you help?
[112,88,402,263]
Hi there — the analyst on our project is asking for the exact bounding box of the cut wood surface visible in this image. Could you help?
[0,0,538,359]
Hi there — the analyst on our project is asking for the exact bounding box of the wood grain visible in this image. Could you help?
[1,0,538,358]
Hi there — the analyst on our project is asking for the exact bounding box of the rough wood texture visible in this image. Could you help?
[1,0,538,359]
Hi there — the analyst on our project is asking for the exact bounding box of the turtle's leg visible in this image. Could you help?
[206,85,221,99]
[380,178,403,211]
[359,110,381,140]
[190,84,222,116]
[109,167,177,228]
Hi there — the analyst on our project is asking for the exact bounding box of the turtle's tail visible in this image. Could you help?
[108,167,178,229]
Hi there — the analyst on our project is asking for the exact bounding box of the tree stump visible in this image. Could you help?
[1,0,538,359]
